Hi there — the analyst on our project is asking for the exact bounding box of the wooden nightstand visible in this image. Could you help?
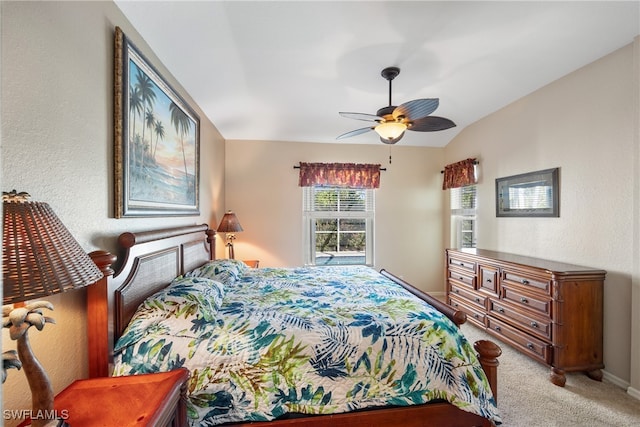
[243,259,259,268]
[19,368,189,427]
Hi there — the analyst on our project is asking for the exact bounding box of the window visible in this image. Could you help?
[303,186,374,266]
[451,185,477,248]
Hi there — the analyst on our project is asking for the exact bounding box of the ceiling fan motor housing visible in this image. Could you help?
[381,66,400,81]
[376,105,396,117]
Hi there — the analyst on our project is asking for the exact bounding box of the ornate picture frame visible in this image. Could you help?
[496,168,559,217]
[114,27,200,218]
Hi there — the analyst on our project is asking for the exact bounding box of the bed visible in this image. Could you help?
[87,225,501,426]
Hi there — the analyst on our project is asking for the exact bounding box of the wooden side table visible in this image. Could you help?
[18,368,189,427]
[243,259,260,268]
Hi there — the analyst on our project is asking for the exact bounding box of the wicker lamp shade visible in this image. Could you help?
[3,191,103,305]
[216,211,243,233]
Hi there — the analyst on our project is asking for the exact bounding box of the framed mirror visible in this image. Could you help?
[496,168,559,217]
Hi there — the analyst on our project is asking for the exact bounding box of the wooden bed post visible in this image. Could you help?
[88,250,117,378]
[474,340,501,402]
[205,228,216,260]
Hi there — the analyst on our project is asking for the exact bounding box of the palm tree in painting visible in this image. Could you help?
[128,87,143,169]
[135,69,156,171]
[153,119,165,160]
[169,102,192,184]
[144,109,156,167]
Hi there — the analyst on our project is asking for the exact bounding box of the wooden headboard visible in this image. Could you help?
[87,224,216,377]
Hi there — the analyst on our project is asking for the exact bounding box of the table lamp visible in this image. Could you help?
[216,211,243,259]
[2,190,103,427]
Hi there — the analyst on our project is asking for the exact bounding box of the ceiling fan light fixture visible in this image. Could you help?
[374,121,407,141]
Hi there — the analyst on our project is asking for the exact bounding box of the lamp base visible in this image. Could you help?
[226,234,237,259]
[18,331,56,427]
[226,242,235,259]
[3,302,57,427]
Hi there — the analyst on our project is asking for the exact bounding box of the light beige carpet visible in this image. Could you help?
[460,324,640,427]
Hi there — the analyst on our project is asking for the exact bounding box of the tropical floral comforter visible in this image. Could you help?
[113,259,501,426]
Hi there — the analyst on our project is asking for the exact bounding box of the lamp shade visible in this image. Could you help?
[3,191,103,305]
[216,211,243,233]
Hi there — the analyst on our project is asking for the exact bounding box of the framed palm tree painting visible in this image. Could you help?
[114,27,200,217]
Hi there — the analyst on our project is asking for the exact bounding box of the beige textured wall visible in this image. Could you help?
[444,43,639,388]
[1,2,226,424]
[224,140,445,292]
[630,35,640,400]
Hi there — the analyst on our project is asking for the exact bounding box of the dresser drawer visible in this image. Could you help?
[501,286,551,317]
[487,316,552,365]
[447,255,476,274]
[450,283,486,309]
[447,270,476,289]
[489,299,552,341]
[448,296,486,327]
[479,265,499,295]
[501,269,551,295]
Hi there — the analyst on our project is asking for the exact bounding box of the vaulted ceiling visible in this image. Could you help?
[115,1,639,147]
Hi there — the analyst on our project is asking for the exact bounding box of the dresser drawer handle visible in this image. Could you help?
[494,326,501,332]
[459,262,465,267]
[527,343,535,350]
[474,314,480,318]
[521,279,530,285]
[452,303,458,308]
[497,307,505,313]
[454,289,459,293]
[475,298,481,302]
[486,279,492,283]
[530,321,539,328]
[520,297,529,304]
[459,277,465,281]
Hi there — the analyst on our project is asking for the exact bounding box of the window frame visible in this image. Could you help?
[450,184,477,249]
[303,186,374,266]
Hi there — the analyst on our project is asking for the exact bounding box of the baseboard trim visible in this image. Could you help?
[429,291,446,302]
[627,385,640,400]
[602,370,630,390]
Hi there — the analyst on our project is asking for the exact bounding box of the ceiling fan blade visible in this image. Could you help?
[393,98,439,121]
[336,126,374,140]
[409,116,456,132]
[339,112,381,122]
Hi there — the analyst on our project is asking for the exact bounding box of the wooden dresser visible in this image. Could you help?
[445,248,606,387]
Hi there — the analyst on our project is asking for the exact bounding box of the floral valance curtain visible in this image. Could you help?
[298,162,381,189]
[442,158,477,190]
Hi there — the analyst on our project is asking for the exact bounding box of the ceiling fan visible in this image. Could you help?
[337,66,456,144]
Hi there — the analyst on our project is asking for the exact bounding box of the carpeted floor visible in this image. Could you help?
[460,323,640,427]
